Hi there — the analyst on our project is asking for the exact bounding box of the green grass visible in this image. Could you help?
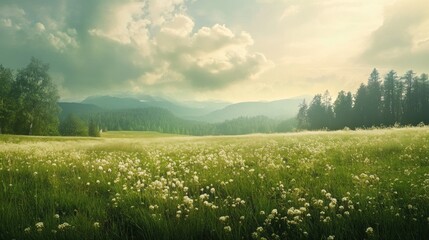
[0,128,428,239]
[101,131,183,139]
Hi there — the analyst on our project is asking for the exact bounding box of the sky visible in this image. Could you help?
[0,0,428,102]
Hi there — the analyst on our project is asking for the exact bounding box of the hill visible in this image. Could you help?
[58,102,103,120]
[58,96,301,135]
[197,98,303,123]
[81,95,228,119]
[80,95,302,123]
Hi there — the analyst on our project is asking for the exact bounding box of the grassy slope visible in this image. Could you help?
[0,128,428,239]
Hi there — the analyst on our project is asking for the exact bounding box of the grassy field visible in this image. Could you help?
[0,128,428,240]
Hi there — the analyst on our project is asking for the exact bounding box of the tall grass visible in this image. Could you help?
[0,128,428,239]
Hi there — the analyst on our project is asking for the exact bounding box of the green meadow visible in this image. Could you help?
[1,128,428,240]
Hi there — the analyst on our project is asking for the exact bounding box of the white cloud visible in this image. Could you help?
[152,22,268,89]
[47,30,78,51]
[88,2,147,44]
[146,0,185,25]
[86,0,269,90]
[0,0,268,98]
[361,0,429,71]
[161,14,194,37]
[1,18,12,27]
[0,6,27,30]
[35,22,46,32]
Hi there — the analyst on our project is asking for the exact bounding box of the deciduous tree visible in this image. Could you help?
[0,65,14,134]
[11,58,60,135]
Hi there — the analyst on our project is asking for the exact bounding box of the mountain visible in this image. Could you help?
[196,98,303,123]
[58,97,301,135]
[82,96,146,109]
[80,95,302,123]
[58,102,103,120]
[81,95,228,119]
[68,95,302,124]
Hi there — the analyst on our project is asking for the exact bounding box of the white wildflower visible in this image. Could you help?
[366,227,374,235]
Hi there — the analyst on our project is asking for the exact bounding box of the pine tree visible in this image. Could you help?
[297,100,309,130]
[333,91,353,129]
[367,68,382,126]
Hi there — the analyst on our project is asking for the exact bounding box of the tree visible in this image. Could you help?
[353,84,368,128]
[322,90,334,129]
[366,68,382,126]
[410,73,429,125]
[418,73,429,124]
[333,91,353,129]
[402,70,416,125]
[88,118,100,137]
[0,65,14,134]
[302,68,428,130]
[382,70,398,125]
[59,114,88,136]
[296,100,309,130]
[307,94,325,130]
[11,58,60,135]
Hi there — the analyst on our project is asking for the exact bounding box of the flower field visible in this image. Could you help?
[1,129,428,240]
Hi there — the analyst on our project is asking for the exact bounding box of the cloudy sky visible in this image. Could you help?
[1,0,428,102]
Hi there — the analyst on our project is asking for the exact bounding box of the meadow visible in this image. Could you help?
[0,128,428,240]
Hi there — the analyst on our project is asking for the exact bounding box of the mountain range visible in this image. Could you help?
[59,95,306,123]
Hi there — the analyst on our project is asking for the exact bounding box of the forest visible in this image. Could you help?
[298,69,429,130]
[60,109,295,136]
[1,59,428,137]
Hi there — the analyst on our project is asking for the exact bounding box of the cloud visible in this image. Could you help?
[145,21,269,90]
[0,0,268,98]
[360,0,429,71]
[35,22,46,32]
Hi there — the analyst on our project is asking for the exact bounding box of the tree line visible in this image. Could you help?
[75,109,295,136]
[0,58,99,136]
[297,69,429,130]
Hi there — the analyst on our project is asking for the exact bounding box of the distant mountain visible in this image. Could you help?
[81,95,228,119]
[196,98,303,123]
[58,102,103,120]
[82,96,145,109]
[67,95,302,124]
[57,97,300,135]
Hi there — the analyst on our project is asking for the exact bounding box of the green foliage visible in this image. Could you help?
[383,70,401,125]
[88,118,100,137]
[3,58,60,135]
[333,91,353,130]
[68,107,294,136]
[0,65,14,134]
[307,92,334,130]
[276,118,298,132]
[1,128,428,239]
[59,114,88,136]
[366,68,383,126]
[300,69,429,130]
[296,100,309,130]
